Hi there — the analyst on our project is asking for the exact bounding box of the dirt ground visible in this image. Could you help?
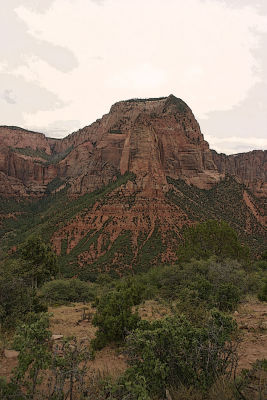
[0,299,266,381]
[233,300,267,371]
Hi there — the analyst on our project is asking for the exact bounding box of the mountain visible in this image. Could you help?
[0,95,266,278]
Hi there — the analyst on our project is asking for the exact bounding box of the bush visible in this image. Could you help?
[19,235,58,288]
[0,313,92,400]
[92,285,141,350]
[215,283,240,311]
[40,279,95,304]
[111,311,238,398]
[253,259,267,271]
[137,259,246,312]
[0,261,47,329]
[258,279,267,302]
[178,220,250,263]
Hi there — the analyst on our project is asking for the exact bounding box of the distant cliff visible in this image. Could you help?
[0,95,266,276]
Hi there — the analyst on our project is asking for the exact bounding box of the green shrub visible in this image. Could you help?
[0,313,92,400]
[178,220,250,263]
[0,261,47,329]
[113,311,237,398]
[215,283,240,311]
[253,259,267,271]
[261,250,267,261]
[235,359,267,399]
[19,235,58,288]
[40,279,95,304]
[258,279,267,302]
[133,259,246,312]
[92,285,141,350]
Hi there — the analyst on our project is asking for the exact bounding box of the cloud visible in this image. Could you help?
[0,0,78,130]
[7,0,56,14]
[1,2,78,71]
[199,0,267,153]
[200,81,267,154]
[0,73,64,127]
[2,90,17,104]
[211,0,267,14]
[28,119,81,136]
[206,134,267,154]
[1,0,267,152]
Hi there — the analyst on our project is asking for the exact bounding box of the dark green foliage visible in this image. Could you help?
[109,258,250,314]
[126,97,167,103]
[108,129,122,134]
[0,313,52,400]
[0,172,135,273]
[13,313,52,380]
[45,177,64,194]
[19,235,58,288]
[178,220,250,263]
[78,230,134,281]
[0,313,91,400]
[258,279,267,301]
[40,279,96,304]
[92,284,141,350]
[215,283,241,312]
[1,172,265,277]
[253,259,267,271]
[11,146,52,161]
[134,225,166,272]
[0,260,47,329]
[166,176,266,256]
[261,249,267,261]
[11,145,74,165]
[111,311,237,398]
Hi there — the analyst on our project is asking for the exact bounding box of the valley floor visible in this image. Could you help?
[1,299,267,381]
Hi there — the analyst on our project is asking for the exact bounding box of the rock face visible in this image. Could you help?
[0,126,59,196]
[0,96,224,197]
[0,126,53,153]
[212,149,267,199]
[0,95,266,275]
[1,95,265,199]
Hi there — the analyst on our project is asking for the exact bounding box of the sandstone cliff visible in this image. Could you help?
[0,95,224,197]
[0,96,266,276]
[212,149,267,199]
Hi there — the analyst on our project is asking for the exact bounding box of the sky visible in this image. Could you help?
[0,0,267,154]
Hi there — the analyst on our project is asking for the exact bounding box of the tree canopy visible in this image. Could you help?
[178,219,250,263]
[19,236,58,288]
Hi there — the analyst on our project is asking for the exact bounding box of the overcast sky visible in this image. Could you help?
[0,0,267,154]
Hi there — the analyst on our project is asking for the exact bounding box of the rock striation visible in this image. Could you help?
[0,95,266,275]
[1,96,266,199]
[0,96,224,197]
[211,149,267,199]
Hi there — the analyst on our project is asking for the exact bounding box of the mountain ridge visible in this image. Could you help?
[0,95,266,277]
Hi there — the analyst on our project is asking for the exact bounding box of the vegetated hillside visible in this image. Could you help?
[0,95,266,278]
[0,173,265,279]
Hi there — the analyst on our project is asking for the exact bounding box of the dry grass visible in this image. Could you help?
[49,303,127,378]
[136,299,172,321]
[1,298,266,395]
[234,299,267,372]
[49,303,97,341]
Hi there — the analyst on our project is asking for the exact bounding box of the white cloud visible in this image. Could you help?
[2,0,267,154]
[107,64,166,90]
[206,134,267,154]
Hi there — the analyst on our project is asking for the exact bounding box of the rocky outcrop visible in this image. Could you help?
[1,95,225,197]
[212,150,267,199]
[1,95,266,199]
[0,96,266,274]
[0,126,53,154]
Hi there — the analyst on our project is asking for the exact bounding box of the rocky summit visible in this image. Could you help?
[0,95,266,278]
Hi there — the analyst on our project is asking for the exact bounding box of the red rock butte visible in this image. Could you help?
[0,95,266,276]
